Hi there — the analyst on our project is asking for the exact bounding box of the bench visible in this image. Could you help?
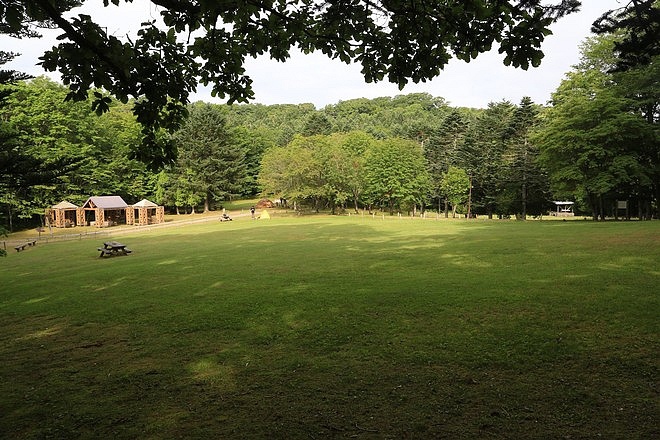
[14,240,37,252]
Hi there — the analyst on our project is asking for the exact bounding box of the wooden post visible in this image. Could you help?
[77,208,85,226]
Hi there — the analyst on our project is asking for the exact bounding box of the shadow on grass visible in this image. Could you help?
[1,219,658,438]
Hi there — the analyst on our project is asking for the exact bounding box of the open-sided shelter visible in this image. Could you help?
[552,201,575,217]
[45,201,83,228]
[130,199,165,226]
[82,196,129,227]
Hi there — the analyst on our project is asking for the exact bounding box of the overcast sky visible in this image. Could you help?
[2,0,624,109]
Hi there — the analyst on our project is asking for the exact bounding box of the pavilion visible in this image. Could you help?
[45,200,82,228]
[82,196,130,227]
[129,199,165,226]
[551,201,575,217]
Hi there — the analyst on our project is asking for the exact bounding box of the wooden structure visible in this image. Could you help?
[45,201,84,228]
[46,196,165,228]
[551,201,575,217]
[82,196,130,227]
[130,199,165,226]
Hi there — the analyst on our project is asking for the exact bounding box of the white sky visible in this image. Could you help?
[1,0,624,109]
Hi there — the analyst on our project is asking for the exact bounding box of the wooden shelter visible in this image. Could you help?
[130,199,165,226]
[45,201,84,228]
[82,196,129,227]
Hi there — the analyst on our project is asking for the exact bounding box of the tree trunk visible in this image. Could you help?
[589,194,598,221]
[7,204,13,233]
[204,193,211,213]
[467,175,473,219]
[444,198,449,218]
[521,180,527,220]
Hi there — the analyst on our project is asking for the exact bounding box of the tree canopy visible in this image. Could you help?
[2,0,588,165]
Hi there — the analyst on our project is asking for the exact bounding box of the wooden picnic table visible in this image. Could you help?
[98,241,132,257]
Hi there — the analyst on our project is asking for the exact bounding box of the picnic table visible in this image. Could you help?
[98,241,132,257]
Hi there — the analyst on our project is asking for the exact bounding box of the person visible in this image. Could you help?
[250,206,255,219]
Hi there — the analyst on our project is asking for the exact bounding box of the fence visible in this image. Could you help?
[2,213,229,250]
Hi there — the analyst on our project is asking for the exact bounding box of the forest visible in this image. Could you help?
[1,34,658,232]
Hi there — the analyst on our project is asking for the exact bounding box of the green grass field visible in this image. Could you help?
[1,216,658,439]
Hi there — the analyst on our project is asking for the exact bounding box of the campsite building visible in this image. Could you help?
[46,196,165,228]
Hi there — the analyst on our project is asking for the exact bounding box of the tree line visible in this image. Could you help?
[0,34,657,234]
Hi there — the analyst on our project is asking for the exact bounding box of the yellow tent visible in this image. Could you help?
[259,210,270,219]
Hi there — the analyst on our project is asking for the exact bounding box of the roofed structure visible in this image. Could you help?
[52,201,78,210]
[82,196,129,210]
[551,201,575,217]
[128,199,164,226]
[132,199,158,208]
[46,196,165,228]
[45,200,82,228]
[82,196,129,227]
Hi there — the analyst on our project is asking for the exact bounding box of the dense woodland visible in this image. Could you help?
[0,34,658,232]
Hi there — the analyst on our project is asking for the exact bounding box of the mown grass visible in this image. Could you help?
[0,217,658,439]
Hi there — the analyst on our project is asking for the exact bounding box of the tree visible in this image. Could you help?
[592,0,660,71]
[425,109,469,215]
[230,126,277,197]
[364,138,430,215]
[501,97,549,219]
[440,166,470,218]
[302,113,333,137]
[259,141,317,210]
[172,103,247,212]
[535,35,656,220]
[334,131,374,213]
[2,0,583,165]
[459,101,514,218]
[1,77,92,229]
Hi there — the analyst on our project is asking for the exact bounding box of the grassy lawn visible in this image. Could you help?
[1,216,658,439]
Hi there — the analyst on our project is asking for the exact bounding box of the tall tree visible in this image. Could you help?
[535,35,656,220]
[364,138,430,215]
[2,0,582,164]
[425,109,469,215]
[502,97,549,219]
[460,101,515,218]
[259,140,317,210]
[1,77,94,229]
[592,0,660,71]
[172,103,247,212]
[440,166,470,218]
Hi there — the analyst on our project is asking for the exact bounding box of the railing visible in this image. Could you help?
[2,213,234,249]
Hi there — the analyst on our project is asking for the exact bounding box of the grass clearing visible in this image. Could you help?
[1,217,658,439]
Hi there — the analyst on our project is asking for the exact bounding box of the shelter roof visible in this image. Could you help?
[132,199,158,208]
[553,201,574,206]
[52,200,78,209]
[83,196,129,209]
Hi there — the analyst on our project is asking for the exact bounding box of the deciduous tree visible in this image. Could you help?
[535,36,656,220]
[2,0,583,165]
